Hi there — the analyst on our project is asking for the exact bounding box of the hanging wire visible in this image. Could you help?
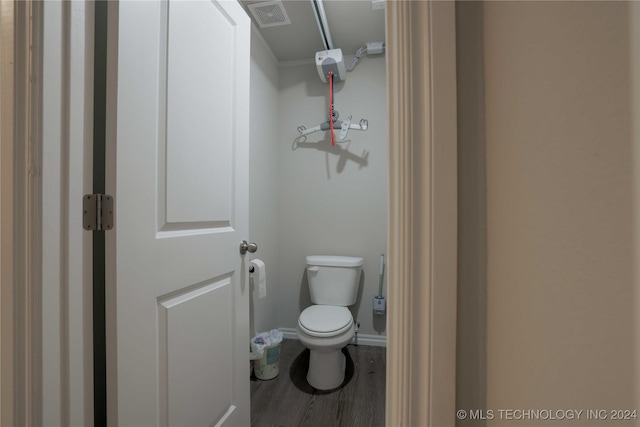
[329,71,335,147]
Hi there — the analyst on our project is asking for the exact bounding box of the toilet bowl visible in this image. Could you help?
[297,305,355,390]
[296,255,363,390]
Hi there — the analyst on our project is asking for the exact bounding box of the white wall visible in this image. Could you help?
[456,2,640,426]
[454,2,639,424]
[276,57,388,340]
[249,28,389,341]
[249,28,281,337]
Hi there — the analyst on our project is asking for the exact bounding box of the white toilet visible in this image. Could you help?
[296,255,363,390]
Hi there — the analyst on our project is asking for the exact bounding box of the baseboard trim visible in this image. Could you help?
[279,328,387,348]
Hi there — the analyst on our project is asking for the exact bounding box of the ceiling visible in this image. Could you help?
[239,0,386,62]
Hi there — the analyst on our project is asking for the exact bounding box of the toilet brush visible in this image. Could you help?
[373,254,386,315]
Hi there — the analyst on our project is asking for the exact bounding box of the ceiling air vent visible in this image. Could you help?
[247,1,291,28]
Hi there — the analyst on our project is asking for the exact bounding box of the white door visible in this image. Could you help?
[109,1,251,425]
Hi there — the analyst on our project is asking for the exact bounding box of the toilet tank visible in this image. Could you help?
[306,255,364,306]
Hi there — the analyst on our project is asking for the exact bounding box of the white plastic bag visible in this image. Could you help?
[250,329,283,360]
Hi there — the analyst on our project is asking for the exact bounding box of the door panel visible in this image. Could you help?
[111,1,250,425]
[164,0,235,225]
[158,277,233,426]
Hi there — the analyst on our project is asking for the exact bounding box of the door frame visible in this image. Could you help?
[7,1,459,425]
[385,2,457,426]
[1,0,43,425]
[3,0,95,425]
[1,1,17,425]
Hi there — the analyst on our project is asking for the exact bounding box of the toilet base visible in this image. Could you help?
[307,348,346,390]
[297,323,354,390]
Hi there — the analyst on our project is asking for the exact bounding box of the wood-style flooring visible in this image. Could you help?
[250,339,386,427]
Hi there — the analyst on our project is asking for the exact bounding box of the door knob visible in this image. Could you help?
[239,240,258,255]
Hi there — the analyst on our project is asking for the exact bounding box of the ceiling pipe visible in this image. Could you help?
[311,0,334,50]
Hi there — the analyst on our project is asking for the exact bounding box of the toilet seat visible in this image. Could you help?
[298,305,353,338]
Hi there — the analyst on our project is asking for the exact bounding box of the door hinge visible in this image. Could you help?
[83,194,114,231]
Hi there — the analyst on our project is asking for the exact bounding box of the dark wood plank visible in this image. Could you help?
[250,339,385,427]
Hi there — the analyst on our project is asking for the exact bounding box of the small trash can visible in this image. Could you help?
[254,341,281,380]
[250,329,283,380]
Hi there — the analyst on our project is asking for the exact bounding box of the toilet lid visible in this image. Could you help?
[298,305,353,338]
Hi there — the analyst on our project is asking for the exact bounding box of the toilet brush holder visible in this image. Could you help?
[373,295,386,316]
